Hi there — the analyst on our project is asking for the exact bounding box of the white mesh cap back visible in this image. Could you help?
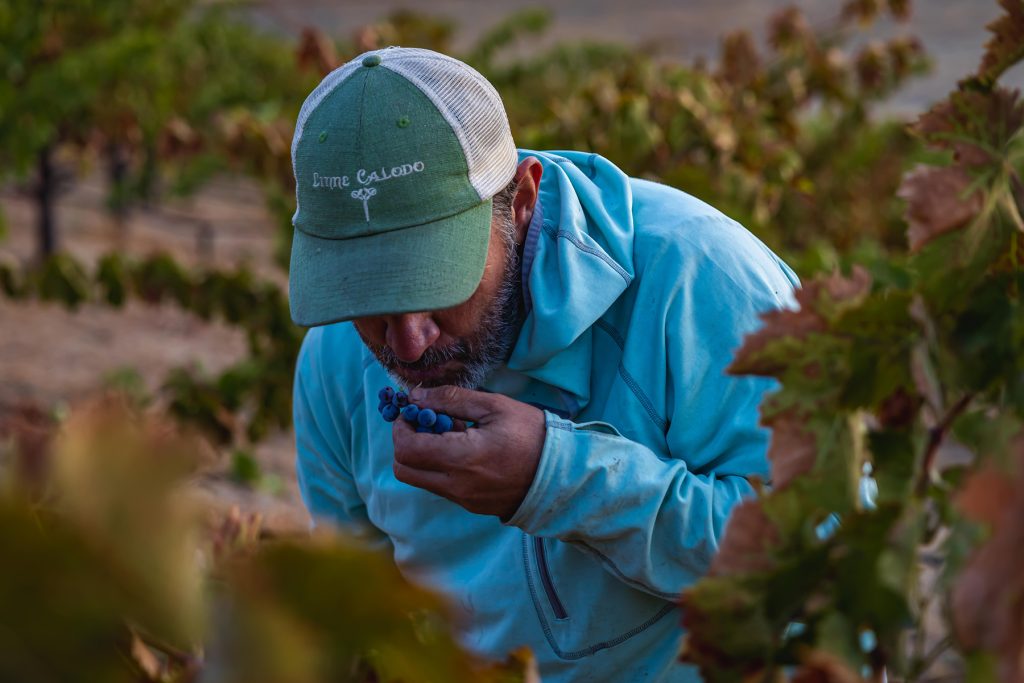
[292,47,518,202]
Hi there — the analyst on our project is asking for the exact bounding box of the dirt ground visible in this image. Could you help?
[0,171,309,535]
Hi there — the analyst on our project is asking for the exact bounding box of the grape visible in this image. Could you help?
[434,414,453,433]
[377,398,387,414]
[381,403,400,422]
[417,408,437,428]
[415,426,433,433]
[395,391,409,407]
[402,404,420,423]
[378,387,394,403]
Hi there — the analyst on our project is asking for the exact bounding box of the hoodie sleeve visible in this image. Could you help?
[293,327,391,551]
[505,218,798,600]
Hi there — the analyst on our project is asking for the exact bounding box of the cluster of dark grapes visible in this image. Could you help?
[377,387,455,434]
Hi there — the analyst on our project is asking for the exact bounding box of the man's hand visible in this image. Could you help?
[390,385,546,520]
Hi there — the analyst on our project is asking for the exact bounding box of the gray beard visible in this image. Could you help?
[359,227,524,390]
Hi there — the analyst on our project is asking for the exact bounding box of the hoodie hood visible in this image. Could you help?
[501,150,638,410]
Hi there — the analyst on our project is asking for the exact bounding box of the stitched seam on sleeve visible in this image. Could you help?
[617,364,668,431]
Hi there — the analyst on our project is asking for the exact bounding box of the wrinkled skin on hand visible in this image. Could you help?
[390,385,546,521]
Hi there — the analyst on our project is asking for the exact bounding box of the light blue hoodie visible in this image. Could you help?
[293,150,800,681]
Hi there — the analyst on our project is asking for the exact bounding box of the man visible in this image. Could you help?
[290,47,799,682]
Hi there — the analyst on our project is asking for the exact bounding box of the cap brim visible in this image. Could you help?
[289,199,492,327]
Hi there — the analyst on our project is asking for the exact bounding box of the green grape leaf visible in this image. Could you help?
[223,536,486,683]
[96,252,129,307]
[0,255,25,298]
[0,503,137,683]
[680,573,776,681]
[52,399,205,646]
[791,649,862,683]
[35,253,92,309]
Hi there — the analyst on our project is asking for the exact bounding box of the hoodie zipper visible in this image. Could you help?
[533,536,568,619]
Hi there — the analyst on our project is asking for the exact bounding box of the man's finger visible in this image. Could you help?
[392,461,455,500]
[391,413,416,438]
[409,385,495,423]
[392,419,474,469]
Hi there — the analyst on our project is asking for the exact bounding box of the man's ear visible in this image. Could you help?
[512,157,543,245]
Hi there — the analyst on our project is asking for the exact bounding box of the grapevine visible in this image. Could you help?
[679,2,1024,681]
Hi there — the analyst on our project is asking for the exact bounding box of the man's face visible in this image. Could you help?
[352,208,524,389]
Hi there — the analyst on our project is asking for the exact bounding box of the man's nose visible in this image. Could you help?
[384,313,441,363]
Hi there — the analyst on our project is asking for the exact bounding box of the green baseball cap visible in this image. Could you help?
[288,47,518,327]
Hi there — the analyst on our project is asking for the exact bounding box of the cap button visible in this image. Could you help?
[362,54,382,67]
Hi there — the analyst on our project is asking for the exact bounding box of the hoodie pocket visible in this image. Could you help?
[534,536,568,619]
[524,534,676,660]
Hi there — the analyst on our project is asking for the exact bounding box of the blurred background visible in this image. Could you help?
[0,0,1019,536]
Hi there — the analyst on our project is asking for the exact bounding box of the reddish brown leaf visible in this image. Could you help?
[764,411,818,490]
[915,89,1024,168]
[855,42,887,91]
[898,165,983,252]
[296,27,339,76]
[887,0,912,21]
[160,117,202,158]
[768,7,811,51]
[841,0,882,25]
[0,400,55,493]
[718,31,761,88]
[956,466,1015,528]
[978,0,1024,85]
[730,268,871,376]
[39,28,65,60]
[952,446,1024,683]
[822,265,872,303]
[730,305,825,376]
[709,500,781,577]
[887,36,925,80]
[355,25,384,53]
[877,387,921,430]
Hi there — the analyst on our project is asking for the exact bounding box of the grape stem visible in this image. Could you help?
[914,393,973,496]
[908,635,953,682]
